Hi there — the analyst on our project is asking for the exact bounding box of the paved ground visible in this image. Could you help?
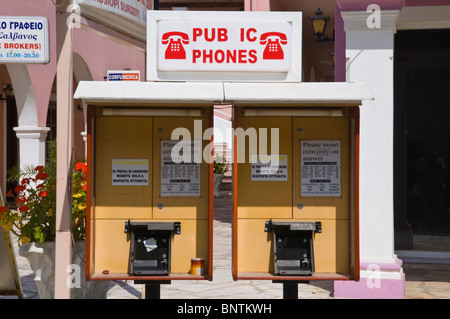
[2,196,450,299]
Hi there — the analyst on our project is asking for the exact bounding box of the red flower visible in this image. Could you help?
[15,185,26,193]
[18,205,29,213]
[20,178,30,186]
[38,190,48,197]
[35,165,44,172]
[36,172,49,180]
[82,185,87,192]
[6,190,13,197]
[75,162,87,174]
[16,197,27,204]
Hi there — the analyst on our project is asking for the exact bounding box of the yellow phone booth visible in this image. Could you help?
[230,82,367,298]
[75,81,220,298]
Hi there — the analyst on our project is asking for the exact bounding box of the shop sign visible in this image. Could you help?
[147,11,302,82]
[0,16,49,64]
[107,70,140,81]
[79,0,150,28]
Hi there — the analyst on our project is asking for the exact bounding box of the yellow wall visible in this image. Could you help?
[93,115,210,275]
[236,115,353,275]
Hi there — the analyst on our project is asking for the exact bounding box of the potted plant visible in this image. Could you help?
[213,155,229,198]
[0,142,109,299]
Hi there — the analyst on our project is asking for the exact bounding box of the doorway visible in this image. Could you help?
[394,29,450,253]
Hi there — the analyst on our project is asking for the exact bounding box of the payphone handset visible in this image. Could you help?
[161,31,190,60]
[259,32,288,60]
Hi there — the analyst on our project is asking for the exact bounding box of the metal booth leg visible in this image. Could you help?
[137,280,171,299]
[145,282,161,299]
[274,280,309,299]
[283,282,298,299]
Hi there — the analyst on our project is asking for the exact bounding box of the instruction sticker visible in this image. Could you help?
[301,140,340,196]
[251,154,288,181]
[161,140,201,196]
[112,159,149,186]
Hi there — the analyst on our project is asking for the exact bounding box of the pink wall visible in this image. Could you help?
[1,0,146,127]
[336,0,450,11]
[336,0,406,10]
[244,0,270,11]
[406,0,450,5]
[73,28,145,82]
[0,0,146,186]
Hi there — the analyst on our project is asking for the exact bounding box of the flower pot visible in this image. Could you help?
[19,241,110,299]
[213,173,224,198]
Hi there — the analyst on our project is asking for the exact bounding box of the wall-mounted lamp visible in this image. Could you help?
[310,8,334,45]
[1,84,13,102]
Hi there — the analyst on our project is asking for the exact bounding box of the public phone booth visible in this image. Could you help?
[74,10,372,299]
[74,81,224,297]
[228,82,370,297]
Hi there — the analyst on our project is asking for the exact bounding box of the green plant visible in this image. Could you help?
[213,156,229,174]
[0,141,87,246]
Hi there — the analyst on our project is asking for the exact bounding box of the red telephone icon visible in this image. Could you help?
[161,31,189,59]
[259,32,288,60]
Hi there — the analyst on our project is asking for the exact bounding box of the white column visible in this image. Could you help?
[13,126,50,167]
[334,10,405,298]
[55,4,74,299]
[6,64,45,170]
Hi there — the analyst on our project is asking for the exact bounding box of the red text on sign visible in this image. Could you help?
[192,49,257,64]
[192,28,228,42]
[240,28,257,42]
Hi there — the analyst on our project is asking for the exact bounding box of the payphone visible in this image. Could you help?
[231,98,361,288]
[125,220,181,275]
[74,80,217,294]
[264,220,322,276]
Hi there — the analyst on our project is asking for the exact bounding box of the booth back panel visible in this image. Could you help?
[93,115,210,275]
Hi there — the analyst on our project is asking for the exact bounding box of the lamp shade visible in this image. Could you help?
[2,84,13,97]
[310,8,329,37]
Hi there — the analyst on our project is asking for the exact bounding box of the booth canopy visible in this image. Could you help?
[74,81,372,106]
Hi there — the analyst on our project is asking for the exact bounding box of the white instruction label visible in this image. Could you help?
[112,159,149,186]
[251,154,288,181]
[301,140,340,196]
[161,140,201,196]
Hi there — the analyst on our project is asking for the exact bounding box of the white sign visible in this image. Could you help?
[107,70,140,81]
[112,159,149,186]
[251,154,288,181]
[161,140,201,196]
[0,16,49,64]
[79,0,150,28]
[147,11,302,82]
[157,21,291,72]
[301,140,341,197]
